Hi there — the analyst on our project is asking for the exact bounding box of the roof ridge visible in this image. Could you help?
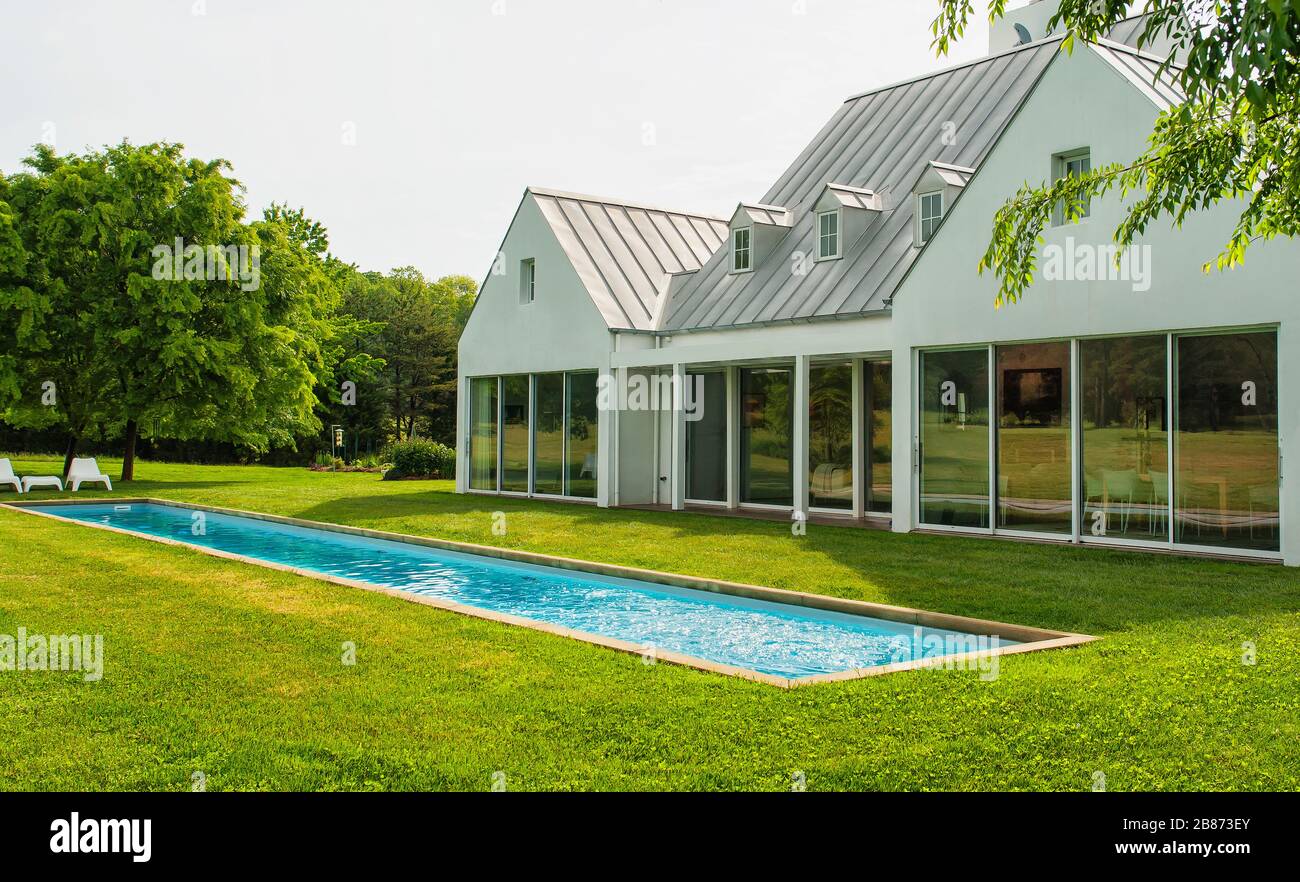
[842,33,1066,103]
[527,187,729,224]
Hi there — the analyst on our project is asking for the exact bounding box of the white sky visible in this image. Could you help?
[1,0,991,281]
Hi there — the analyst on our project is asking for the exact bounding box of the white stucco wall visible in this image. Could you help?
[455,194,614,495]
[891,43,1300,561]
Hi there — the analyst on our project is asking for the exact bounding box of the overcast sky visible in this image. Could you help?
[1,0,992,281]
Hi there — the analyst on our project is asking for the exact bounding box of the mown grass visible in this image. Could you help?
[1,456,1297,791]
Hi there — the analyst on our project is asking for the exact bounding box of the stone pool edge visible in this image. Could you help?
[4,497,1100,688]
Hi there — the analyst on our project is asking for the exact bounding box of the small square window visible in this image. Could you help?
[817,210,840,260]
[1053,149,1091,225]
[733,228,752,273]
[918,192,944,245]
[520,259,536,304]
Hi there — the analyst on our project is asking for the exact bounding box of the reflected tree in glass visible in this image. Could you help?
[565,372,599,499]
[1080,336,1168,541]
[533,373,564,496]
[1176,331,1278,551]
[919,349,990,528]
[809,364,853,510]
[469,377,498,491]
[741,367,793,507]
[501,375,530,492]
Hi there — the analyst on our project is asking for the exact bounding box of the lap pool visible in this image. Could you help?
[22,502,1045,683]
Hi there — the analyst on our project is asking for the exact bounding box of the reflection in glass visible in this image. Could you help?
[919,349,989,527]
[686,372,727,502]
[741,367,793,506]
[533,373,564,495]
[809,364,853,510]
[1081,337,1168,541]
[501,375,530,492]
[469,377,498,491]
[565,373,599,499]
[866,361,892,515]
[1176,331,1279,551]
[997,342,1072,534]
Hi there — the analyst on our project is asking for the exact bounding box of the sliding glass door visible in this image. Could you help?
[996,342,1072,534]
[741,367,793,507]
[686,371,727,502]
[565,372,599,499]
[919,349,990,528]
[468,377,498,491]
[809,363,853,510]
[1175,331,1279,552]
[500,375,530,492]
[1080,336,1168,540]
[532,373,564,496]
[865,361,892,515]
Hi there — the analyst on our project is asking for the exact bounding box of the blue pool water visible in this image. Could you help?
[28,503,1016,679]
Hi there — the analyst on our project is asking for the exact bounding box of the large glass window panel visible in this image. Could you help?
[919,349,989,527]
[533,373,564,496]
[686,372,727,502]
[996,342,1072,534]
[866,361,892,515]
[501,375,530,492]
[469,377,498,491]
[809,363,853,510]
[741,367,793,506]
[1080,337,1169,541]
[1175,331,1279,552]
[565,372,599,499]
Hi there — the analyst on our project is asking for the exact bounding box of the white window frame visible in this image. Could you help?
[816,209,841,260]
[1052,148,1091,226]
[520,258,536,305]
[732,227,752,273]
[917,191,944,245]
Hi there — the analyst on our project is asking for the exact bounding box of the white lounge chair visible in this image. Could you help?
[0,459,21,494]
[67,457,112,492]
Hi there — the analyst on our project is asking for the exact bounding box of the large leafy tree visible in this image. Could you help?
[339,268,474,447]
[1,142,342,478]
[932,1,1300,305]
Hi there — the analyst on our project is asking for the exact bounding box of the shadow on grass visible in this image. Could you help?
[287,488,1300,637]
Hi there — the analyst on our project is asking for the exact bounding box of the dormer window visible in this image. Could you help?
[520,258,536,304]
[910,161,970,248]
[732,228,752,273]
[918,192,944,244]
[817,210,840,260]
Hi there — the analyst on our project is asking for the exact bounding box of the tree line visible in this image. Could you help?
[0,141,474,479]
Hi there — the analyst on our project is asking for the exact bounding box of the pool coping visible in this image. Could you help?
[3,497,1099,688]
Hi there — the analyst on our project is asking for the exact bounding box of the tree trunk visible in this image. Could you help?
[121,418,139,481]
[62,435,79,478]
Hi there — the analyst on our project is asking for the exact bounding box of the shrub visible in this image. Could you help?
[384,439,455,479]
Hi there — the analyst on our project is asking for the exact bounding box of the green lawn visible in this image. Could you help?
[2,456,1298,791]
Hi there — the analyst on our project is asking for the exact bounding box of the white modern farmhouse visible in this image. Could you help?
[457,2,1296,565]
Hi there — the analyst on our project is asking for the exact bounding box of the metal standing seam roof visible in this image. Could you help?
[660,38,1064,333]
[1106,14,1152,49]
[821,183,883,211]
[735,203,794,227]
[527,187,729,331]
[1089,38,1186,110]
